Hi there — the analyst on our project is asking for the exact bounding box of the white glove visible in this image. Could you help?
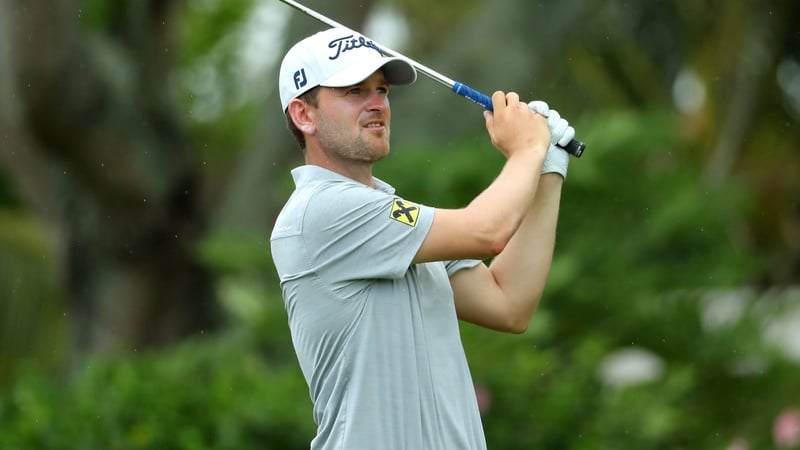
[528,101,575,179]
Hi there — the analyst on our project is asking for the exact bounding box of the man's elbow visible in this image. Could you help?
[469,209,523,258]
[466,234,508,260]
[481,225,516,257]
[504,299,541,334]
[506,318,530,334]
[486,236,508,258]
[492,309,531,334]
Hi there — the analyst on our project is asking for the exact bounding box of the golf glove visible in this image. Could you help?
[528,101,575,179]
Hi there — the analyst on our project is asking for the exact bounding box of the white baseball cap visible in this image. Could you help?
[279,28,417,111]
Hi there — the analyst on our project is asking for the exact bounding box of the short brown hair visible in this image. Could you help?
[285,87,320,150]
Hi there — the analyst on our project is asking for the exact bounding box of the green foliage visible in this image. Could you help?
[381,107,799,448]
[2,0,799,448]
[376,133,504,208]
[177,0,258,66]
[0,212,65,384]
[560,109,755,293]
[461,291,799,449]
[197,230,275,275]
[0,259,311,449]
[2,94,795,450]
[0,331,313,450]
[176,0,267,162]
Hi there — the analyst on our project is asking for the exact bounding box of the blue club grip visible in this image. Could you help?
[451,81,586,158]
[452,81,493,110]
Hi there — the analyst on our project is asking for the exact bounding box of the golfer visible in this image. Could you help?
[270,28,574,450]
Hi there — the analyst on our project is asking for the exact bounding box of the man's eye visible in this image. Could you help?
[346,88,361,95]
[377,87,388,94]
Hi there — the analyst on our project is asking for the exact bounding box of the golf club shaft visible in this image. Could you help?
[277,0,586,157]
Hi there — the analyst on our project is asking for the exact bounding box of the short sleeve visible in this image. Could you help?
[444,259,483,277]
[302,181,434,282]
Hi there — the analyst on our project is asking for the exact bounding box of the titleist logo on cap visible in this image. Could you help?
[327,35,382,60]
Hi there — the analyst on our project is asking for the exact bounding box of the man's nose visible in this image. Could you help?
[366,91,388,111]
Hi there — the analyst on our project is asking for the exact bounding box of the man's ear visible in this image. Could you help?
[287,99,316,135]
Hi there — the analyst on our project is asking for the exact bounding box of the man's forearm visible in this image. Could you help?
[488,173,563,324]
[464,150,546,252]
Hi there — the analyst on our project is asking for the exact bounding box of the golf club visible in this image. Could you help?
[277,0,586,157]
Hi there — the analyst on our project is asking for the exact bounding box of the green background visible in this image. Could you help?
[1,0,798,448]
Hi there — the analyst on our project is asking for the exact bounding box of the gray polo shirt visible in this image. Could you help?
[270,165,486,450]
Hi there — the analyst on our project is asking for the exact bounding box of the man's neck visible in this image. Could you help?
[305,152,375,187]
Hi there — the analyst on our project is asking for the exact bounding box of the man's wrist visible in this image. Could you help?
[540,171,565,182]
[509,144,548,166]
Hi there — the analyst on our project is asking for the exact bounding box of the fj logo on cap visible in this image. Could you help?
[390,198,419,227]
[293,68,307,90]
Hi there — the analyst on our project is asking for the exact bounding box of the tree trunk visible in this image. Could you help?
[0,0,219,360]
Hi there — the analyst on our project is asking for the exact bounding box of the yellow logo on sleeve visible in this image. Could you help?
[390,198,420,227]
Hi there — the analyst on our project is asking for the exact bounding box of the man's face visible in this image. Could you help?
[313,71,391,163]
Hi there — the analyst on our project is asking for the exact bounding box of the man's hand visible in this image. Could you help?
[484,91,550,161]
[528,101,575,179]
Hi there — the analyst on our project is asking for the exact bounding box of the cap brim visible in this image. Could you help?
[320,56,417,88]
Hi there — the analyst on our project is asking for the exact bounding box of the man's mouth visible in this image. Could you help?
[364,121,385,129]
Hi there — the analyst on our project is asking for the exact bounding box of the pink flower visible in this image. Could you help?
[774,408,800,448]
[474,384,492,415]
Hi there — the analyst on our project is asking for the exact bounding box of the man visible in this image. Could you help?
[271,28,575,450]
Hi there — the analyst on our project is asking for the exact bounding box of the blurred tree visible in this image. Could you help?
[0,0,220,360]
[0,0,385,367]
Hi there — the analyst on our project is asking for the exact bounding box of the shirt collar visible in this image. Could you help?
[291,165,396,195]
